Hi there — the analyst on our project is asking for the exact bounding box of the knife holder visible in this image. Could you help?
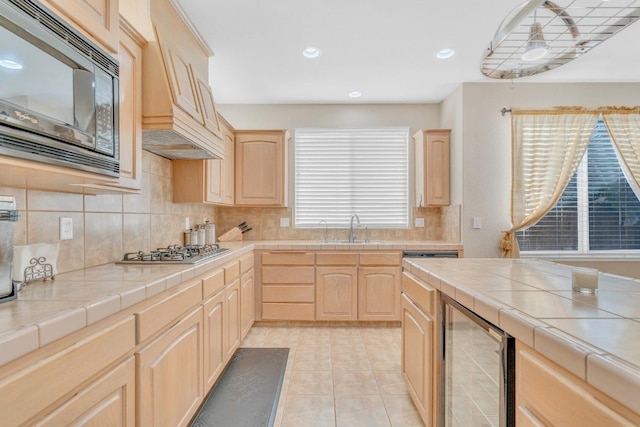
[217,226,243,242]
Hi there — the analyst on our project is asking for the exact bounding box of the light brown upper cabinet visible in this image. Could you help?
[235,130,289,206]
[172,115,235,205]
[141,0,223,159]
[414,129,451,207]
[221,118,235,205]
[41,0,119,54]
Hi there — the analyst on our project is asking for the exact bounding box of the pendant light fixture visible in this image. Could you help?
[522,10,549,61]
[481,0,640,79]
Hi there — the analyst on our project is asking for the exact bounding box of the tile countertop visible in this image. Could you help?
[0,240,461,367]
[402,257,640,416]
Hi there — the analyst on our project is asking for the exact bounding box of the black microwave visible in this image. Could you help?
[0,0,119,177]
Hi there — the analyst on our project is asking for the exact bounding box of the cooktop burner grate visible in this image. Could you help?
[117,244,230,265]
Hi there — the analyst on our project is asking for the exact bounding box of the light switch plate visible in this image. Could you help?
[60,217,73,240]
[415,217,425,228]
[473,216,482,229]
[280,217,290,227]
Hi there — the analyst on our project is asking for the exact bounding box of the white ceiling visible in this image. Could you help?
[175,0,640,104]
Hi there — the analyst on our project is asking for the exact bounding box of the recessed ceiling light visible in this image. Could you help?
[348,91,362,98]
[436,48,455,59]
[0,59,23,70]
[302,47,321,58]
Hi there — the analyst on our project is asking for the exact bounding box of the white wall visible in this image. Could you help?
[454,82,640,258]
[217,103,440,134]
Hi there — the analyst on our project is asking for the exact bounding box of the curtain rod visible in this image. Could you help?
[500,106,639,117]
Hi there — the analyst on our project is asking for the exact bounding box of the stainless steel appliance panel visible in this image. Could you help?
[0,195,19,301]
[441,295,514,427]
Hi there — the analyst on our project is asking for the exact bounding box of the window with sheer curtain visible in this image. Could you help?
[517,118,640,253]
[294,127,409,229]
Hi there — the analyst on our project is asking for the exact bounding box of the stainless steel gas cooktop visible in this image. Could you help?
[116,244,230,265]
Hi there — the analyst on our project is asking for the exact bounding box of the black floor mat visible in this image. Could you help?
[190,347,289,427]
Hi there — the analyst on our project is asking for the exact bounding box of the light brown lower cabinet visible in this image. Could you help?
[225,278,241,361]
[0,316,135,427]
[32,356,136,426]
[240,267,255,340]
[136,306,204,427]
[516,342,640,427]
[202,289,226,392]
[261,251,316,320]
[316,266,358,320]
[401,293,434,427]
[0,252,260,427]
[358,266,401,321]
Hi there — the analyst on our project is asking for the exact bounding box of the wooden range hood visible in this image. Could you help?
[140,0,224,160]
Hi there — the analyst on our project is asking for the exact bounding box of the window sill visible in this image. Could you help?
[521,252,640,262]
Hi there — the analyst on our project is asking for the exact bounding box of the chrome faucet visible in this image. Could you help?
[319,219,328,243]
[349,214,361,243]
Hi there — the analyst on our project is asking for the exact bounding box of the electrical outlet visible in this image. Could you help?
[60,217,73,240]
[280,217,290,228]
[415,217,425,228]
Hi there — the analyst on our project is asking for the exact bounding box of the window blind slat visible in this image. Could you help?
[294,127,409,229]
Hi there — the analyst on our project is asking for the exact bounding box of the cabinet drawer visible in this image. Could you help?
[262,266,315,284]
[136,279,203,343]
[0,316,135,427]
[262,303,315,320]
[262,252,314,265]
[240,253,255,274]
[262,285,315,303]
[517,345,637,427]
[402,272,436,316]
[359,252,402,266]
[224,261,240,284]
[316,252,358,266]
[202,268,224,299]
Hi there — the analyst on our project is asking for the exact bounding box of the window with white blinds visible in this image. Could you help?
[294,127,409,229]
[517,118,640,252]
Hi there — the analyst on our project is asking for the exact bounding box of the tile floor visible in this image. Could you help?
[240,323,425,427]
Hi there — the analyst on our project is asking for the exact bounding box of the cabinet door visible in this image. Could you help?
[235,131,288,206]
[414,129,450,207]
[316,266,358,321]
[116,21,142,191]
[225,279,241,361]
[222,122,235,205]
[32,357,135,426]
[203,290,226,392]
[42,0,119,53]
[401,294,433,427]
[136,307,204,427]
[425,131,450,206]
[205,159,224,203]
[358,266,401,321]
[240,268,255,340]
[204,118,234,205]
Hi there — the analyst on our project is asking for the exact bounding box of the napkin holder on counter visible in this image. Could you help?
[12,243,59,288]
